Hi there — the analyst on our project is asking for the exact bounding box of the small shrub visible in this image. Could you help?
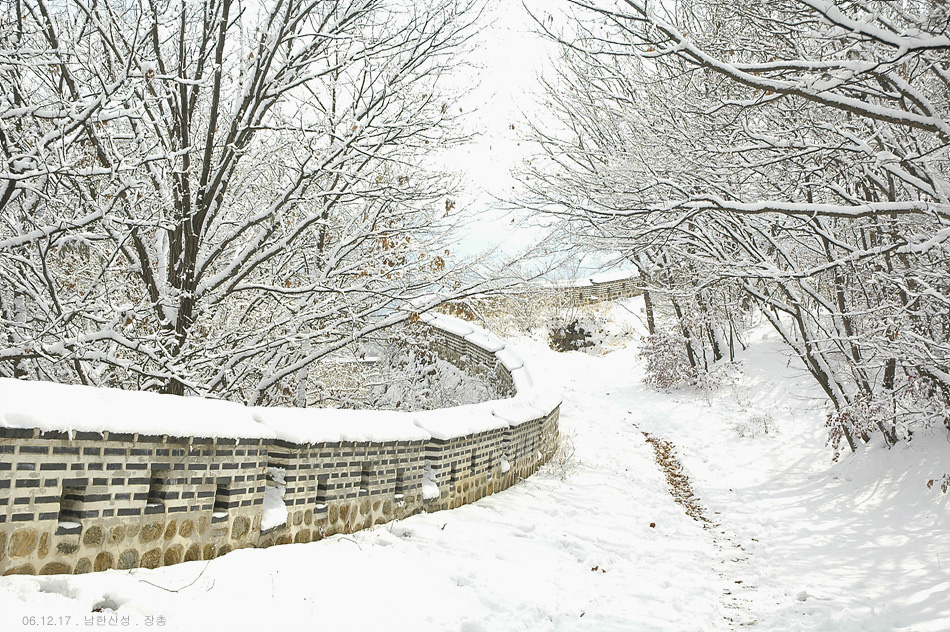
[692,367,723,392]
[734,413,776,438]
[826,393,886,460]
[545,430,578,481]
[826,372,950,458]
[548,320,594,352]
[927,475,949,493]
[640,328,694,389]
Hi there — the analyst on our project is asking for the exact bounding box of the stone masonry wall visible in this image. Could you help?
[258,437,427,547]
[560,276,643,305]
[422,322,514,396]
[0,431,266,576]
[0,315,559,576]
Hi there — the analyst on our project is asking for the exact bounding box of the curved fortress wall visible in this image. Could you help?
[560,275,642,305]
[513,273,641,306]
[0,313,560,576]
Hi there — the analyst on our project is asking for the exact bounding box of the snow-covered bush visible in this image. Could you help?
[826,372,950,460]
[444,291,618,356]
[691,367,723,392]
[508,290,577,335]
[445,289,579,336]
[548,304,615,353]
[548,320,588,352]
[927,475,950,494]
[825,393,890,460]
[734,413,776,438]
[548,319,595,352]
[640,328,695,389]
[544,430,578,481]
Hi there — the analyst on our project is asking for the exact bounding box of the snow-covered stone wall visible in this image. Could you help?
[543,272,642,305]
[0,314,560,576]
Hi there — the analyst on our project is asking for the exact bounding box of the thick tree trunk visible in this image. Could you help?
[643,288,656,335]
[671,298,699,370]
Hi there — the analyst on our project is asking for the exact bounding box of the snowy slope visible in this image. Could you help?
[2,297,947,631]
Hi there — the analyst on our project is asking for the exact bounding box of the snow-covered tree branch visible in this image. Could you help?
[524,0,950,451]
[0,0,486,404]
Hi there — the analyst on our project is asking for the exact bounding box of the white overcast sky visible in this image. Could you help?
[433,0,634,279]
[438,1,560,257]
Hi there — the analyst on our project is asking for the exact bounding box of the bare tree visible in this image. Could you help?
[523,0,950,451]
[0,0,486,404]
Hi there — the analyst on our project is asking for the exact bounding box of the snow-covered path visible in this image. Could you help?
[2,306,949,632]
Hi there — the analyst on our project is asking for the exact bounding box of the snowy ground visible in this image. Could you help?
[2,298,948,631]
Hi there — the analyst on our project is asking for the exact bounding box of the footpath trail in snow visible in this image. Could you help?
[2,299,949,632]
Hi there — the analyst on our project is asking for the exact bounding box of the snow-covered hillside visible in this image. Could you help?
[2,297,946,631]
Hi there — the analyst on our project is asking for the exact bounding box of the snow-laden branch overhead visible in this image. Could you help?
[523,0,950,449]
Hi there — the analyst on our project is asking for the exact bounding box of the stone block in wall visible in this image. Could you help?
[504,418,542,481]
[539,408,560,463]
[0,431,268,577]
[422,426,508,512]
[259,438,427,545]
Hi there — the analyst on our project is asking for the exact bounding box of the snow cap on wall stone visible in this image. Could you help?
[490,396,547,426]
[251,407,430,444]
[464,329,506,353]
[418,311,474,337]
[588,270,637,284]
[413,402,509,440]
[0,377,274,440]
[532,270,638,288]
[0,309,560,444]
[509,366,534,392]
[521,388,563,418]
[495,347,524,372]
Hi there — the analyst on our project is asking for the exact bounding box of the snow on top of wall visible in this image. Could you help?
[414,402,510,440]
[0,315,560,444]
[527,389,563,415]
[531,278,589,289]
[490,394,548,425]
[491,386,562,426]
[252,407,430,444]
[509,366,534,391]
[0,377,274,440]
[464,329,506,353]
[420,311,474,337]
[588,270,638,284]
[495,347,524,372]
[532,271,638,289]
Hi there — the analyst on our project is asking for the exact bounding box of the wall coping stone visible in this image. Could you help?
[0,313,560,448]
